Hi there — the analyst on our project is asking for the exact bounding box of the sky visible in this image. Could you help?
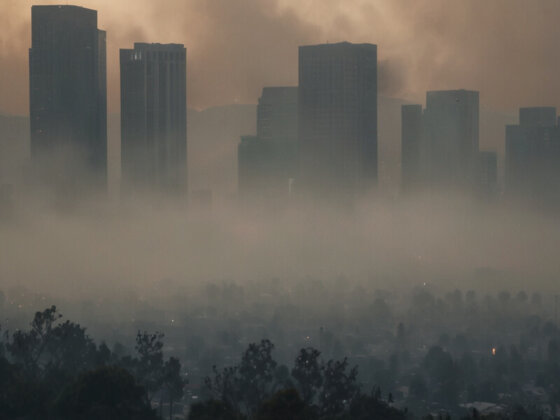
[1,0,559,115]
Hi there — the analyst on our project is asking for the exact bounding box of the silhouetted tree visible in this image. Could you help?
[348,388,407,420]
[291,347,323,404]
[188,399,241,420]
[134,330,165,400]
[423,346,459,406]
[256,388,313,420]
[205,364,241,412]
[54,365,158,420]
[7,305,62,377]
[162,356,186,420]
[0,307,193,419]
[318,357,359,417]
[237,339,277,413]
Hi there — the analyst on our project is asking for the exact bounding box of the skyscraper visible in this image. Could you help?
[298,42,377,199]
[505,107,560,206]
[423,90,479,190]
[401,104,424,192]
[257,87,298,144]
[519,107,556,127]
[120,43,187,194]
[238,86,298,200]
[475,151,498,198]
[29,5,107,190]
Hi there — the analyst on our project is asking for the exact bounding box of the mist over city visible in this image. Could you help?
[1,1,560,419]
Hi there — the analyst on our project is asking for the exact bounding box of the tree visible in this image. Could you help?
[291,347,323,404]
[54,365,158,420]
[205,365,242,412]
[0,307,186,420]
[237,339,277,414]
[423,346,459,406]
[256,388,313,420]
[134,331,165,399]
[162,356,186,420]
[6,305,99,391]
[7,305,62,377]
[46,320,98,374]
[203,340,409,420]
[188,399,241,420]
[348,389,407,420]
[0,355,46,418]
[318,357,359,418]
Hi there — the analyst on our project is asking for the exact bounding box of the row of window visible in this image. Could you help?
[130,50,185,62]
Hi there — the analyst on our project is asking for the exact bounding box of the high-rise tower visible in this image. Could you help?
[238,86,298,200]
[29,5,107,191]
[120,43,187,194]
[506,107,560,206]
[298,42,377,199]
[423,90,479,190]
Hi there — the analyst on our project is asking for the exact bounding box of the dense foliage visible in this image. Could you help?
[194,339,405,419]
[0,306,184,420]
[1,281,558,420]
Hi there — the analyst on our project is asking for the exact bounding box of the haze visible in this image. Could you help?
[1,0,560,115]
[1,2,560,419]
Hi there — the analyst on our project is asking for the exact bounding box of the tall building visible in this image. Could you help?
[423,90,479,190]
[298,42,377,199]
[475,151,498,198]
[519,107,556,127]
[506,107,560,206]
[238,87,297,199]
[238,135,265,197]
[120,43,187,194]
[401,104,424,192]
[29,5,107,190]
[257,87,298,143]
[400,90,479,194]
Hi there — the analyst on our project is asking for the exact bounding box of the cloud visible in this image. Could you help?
[1,0,560,114]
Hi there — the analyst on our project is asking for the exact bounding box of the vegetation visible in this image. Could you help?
[196,339,404,419]
[0,305,184,420]
[2,281,558,419]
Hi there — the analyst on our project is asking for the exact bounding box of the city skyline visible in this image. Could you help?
[2,4,560,418]
[0,3,557,205]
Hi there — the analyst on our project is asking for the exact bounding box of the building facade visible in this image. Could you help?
[238,87,298,200]
[298,42,377,199]
[29,5,107,190]
[475,151,498,198]
[120,43,187,194]
[423,90,479,190]
[506,107,560,206]
[400,90,480,194]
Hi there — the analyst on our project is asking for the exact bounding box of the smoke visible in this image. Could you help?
[0,0,320,114]
[1,192,559,302]
[378,59,406,98]
[3,0,560,115]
